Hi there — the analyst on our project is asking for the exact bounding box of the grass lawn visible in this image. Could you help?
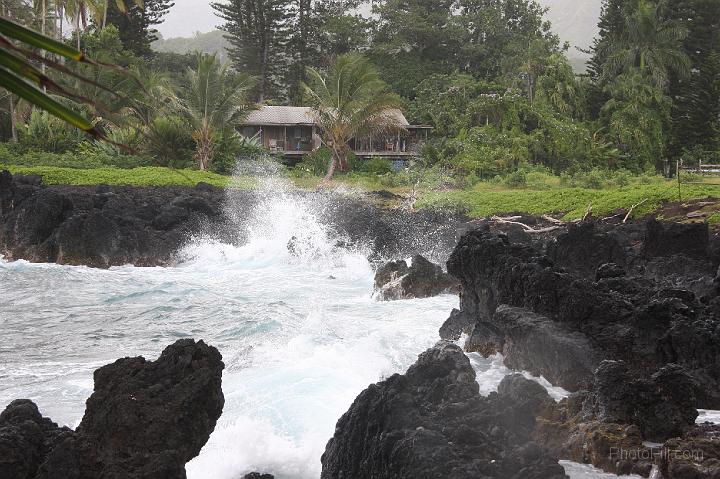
[416,181,720,219]
[5,164,720,220]
[4,165,257,189]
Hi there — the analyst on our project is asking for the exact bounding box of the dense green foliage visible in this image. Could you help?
[1,0,718,216]
[104,0,174,58]
[0,13,264,173]
[3,164,255,188]
[418,181,719,219]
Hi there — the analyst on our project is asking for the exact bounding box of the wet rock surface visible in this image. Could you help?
[374,254,458,300]
[0,339,224,479]
[0,171,233,268]
[447,220,720,406]
[0,171,469,268]
[445,218,720,476]
[320,342,567,479]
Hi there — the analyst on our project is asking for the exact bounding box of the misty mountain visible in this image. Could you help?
[537,0,602,71]
[152,30,229,60]
[152,0,602,71]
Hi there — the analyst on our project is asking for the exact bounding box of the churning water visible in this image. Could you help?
[0,173,660,479]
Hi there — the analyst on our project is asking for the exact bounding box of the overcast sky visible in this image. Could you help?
[157,0,219,38]
[157,0,600,51]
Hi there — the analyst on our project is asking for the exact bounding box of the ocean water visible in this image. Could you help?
[0,176,684,479]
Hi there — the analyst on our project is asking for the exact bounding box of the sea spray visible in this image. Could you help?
[0,159,672,479]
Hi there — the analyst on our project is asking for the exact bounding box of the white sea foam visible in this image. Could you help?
[466,351,571,401]
[0,161,628,479]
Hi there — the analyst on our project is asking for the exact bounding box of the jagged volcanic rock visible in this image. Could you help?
[374,255,458,300]
[0,170,471,268]
[0,171,232,268]
[661,424,720,479]
[583,360,698,441]
[0,339,224,479]
[0,400,71,479]
[445,219,720,475]
[320,342,567,479]
[447,222,720,407]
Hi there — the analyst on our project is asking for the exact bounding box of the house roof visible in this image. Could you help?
[243,106,315,126]
[242,106,411,127]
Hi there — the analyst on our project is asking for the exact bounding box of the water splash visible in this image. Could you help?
[0,158,630,479]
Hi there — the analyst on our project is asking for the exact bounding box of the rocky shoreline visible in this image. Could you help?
[0,340,224,479]
[3,169,720,478]
[0,170,467,268]
[352,216,720,478]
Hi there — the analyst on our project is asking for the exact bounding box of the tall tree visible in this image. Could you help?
[369,0,464,98]
[212,0,290,102]
[601,68,671,171]
[602,0,690,88]
[104,0,173,58]
[667,0,720,157]
[175,53,254,171]
[458,0,559,80]
[303,54,403,180]
[311,0,370,62]
[585,0,637,116]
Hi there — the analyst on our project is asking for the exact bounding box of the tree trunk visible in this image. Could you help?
[9,95,18,143]
[58,5,63,40]
[324,155,338,182]
[75,14,81,50]
[259,34,269,103]
[41,0,47,85]
[193,126,214,171]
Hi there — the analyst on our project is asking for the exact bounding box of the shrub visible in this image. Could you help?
[19,111,86,153]
[143,116,195,168]
[211,132,269,175]
[0,144,150,170]
[504,170,527,188]
[297,148,332,176]
[421,195,471,215]
[577,169,606,189]
[359,157,393,175]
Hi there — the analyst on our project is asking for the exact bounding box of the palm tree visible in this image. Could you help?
[601,68,671,170]
[175,53,254,171]
[603,0,690,89]
[302,53,403,181]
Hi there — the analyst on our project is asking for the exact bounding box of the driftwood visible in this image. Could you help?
[541,214,566,225]
[601,213,624,222]
[623,199,648,223]
[490,216,562,234]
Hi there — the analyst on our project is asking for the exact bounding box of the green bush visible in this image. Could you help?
[211,132,268,175]
[143,116,195,168]
[3,165,255,188]
[420,195,471,215]
[359,157,393,175]
[0,144,150,170]
[578,169,605,189]
[19,111,86,153]
[297,148,332,176]
[503,170,527,188]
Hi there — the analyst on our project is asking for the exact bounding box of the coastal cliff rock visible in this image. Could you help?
[0,339,224,479]
[447,221,720,407]
[0,171,231,268]
[661,424,720,478]
[0,171,470,268]
[445,219,719,475]
[320,342,567,479]
[374,255,458,300]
